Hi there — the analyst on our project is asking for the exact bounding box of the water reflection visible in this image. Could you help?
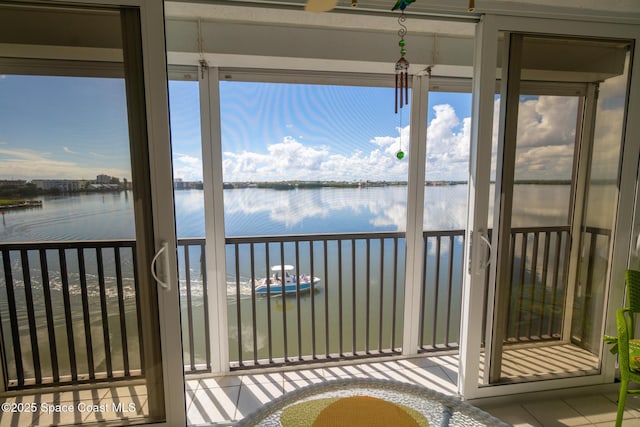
[223,186,408,235]
[0,185,579,243]
[221,184,574,237]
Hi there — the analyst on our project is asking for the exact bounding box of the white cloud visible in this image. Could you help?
[370,135,397,147]
[517,96,578,149]
[266,136,329,171]
[0,148,129,180]
[222,135,408,182]
[220,103,476,183]
[224,186,408,230]
[173,189,205,215]
[7,96,618,184]
[173,153,203,181]
[423,185,469,230]
[425,104,471,181]
[490,96,580,180]
[222,182,477,232]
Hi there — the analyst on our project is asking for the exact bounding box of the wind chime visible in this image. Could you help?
[392,0,414,159]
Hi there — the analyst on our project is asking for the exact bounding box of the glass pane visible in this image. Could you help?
[489,31,632,384]
[420,91,471,350]
[571,53,631,352]
[0,3,163,424]
[0,76,133,241]
[504,94,579,348]
[219,80,409,365]
[220,82,411,235]
[168,78,210,374]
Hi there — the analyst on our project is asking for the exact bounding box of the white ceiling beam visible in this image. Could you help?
[164,2,477,36]
[166,0,640,25]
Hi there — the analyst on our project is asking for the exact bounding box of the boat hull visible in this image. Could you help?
[255,277,320,296]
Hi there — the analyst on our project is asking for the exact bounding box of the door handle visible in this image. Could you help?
[151,241,170,291]
[479,231,492,269]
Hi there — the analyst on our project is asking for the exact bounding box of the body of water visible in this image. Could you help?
[0,183,586,242]
[0,183,615,372]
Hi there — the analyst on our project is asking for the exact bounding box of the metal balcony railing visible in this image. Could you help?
[0,240,142,390]
[419,229,466,352]
[0,225,611,388]
[504,226,571,343]
[223,232,405,369]
[176,238,209,373]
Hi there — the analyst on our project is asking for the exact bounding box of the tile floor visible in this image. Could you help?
[0,384,148,426]
[498,343,600,382]
[3,353,640,426]
[186,355,459,425]
[186,354,640,426]
[477,390,640,427]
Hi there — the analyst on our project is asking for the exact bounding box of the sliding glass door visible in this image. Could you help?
[0,2,180,425]
[461,14,640,399]
[487,33,631,385]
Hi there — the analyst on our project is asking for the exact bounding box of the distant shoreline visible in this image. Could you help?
[219,180,591,190]
[0,199,43,210]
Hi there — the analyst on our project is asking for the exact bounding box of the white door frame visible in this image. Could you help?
[459,13,640,400]
[402,72,431,356]
[201,65,231,375]
[2,0,184,424]
[137,1,186,424]
[122,0,186,424]
[73,0,185,424]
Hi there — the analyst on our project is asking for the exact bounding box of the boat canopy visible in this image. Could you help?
[271,264,295,272]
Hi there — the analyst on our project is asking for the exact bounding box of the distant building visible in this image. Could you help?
[96,174,112,184]
[174,179,203,190]
[31,179,80,192]
[76,180,91,189]
[88,183,120,191]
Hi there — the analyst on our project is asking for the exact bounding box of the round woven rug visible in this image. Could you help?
[237,378,509,427]
[281,395,429,427]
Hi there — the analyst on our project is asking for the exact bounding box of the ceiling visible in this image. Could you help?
[164,0,477,77]
[164,0,640,79]
[1,0,637,80]
[168,0,640,23]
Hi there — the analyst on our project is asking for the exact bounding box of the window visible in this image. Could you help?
[219,77,410,364]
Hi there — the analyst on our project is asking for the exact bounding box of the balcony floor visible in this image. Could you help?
[2,345,640,426]
[0,384,149,426]
[496,342,600,382]
[186,346,640,426]
[186,354,459,425]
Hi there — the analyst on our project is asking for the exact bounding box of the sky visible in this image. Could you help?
[0,75,132,181]
[0,73,628,183]
[169,80,473,183]
[170,77,627,183]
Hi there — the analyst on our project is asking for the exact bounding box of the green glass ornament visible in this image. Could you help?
[396,150,405,160]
